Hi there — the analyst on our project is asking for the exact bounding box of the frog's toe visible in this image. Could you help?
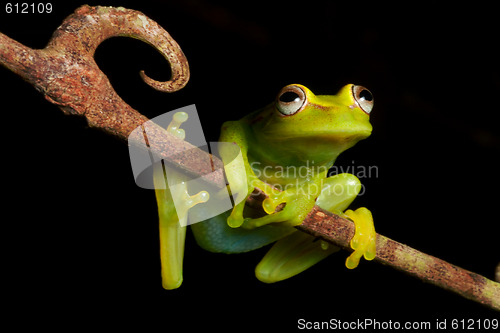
[345,249,362,270]
[262,197,278,214]
[344,207,376,269]
[262,189,288,214]
[166,111,189,139]
[227,213,244,228]
[227,201,246,228]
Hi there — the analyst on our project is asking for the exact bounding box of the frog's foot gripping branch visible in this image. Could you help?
[344,208,376,269]
[234,184,314,229]
[226,177,281,228]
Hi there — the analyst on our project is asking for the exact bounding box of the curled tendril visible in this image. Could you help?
[0,5,190,140]
[46,5,190,92]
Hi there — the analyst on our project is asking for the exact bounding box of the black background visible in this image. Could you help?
[1,0,499,330]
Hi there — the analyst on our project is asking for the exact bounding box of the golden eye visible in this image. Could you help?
[276,85,307,116]
[352,85,374,114]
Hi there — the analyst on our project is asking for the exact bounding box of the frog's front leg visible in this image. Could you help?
[241,187,315,229]
[239,171,327,229]
[255,173,367,282]
[154,165,209,289]
[154,173,185,290]
[218,121,279,228]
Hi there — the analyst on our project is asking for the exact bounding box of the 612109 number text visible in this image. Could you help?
[5,3,52,14]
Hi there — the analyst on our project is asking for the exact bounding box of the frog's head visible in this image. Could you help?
[254,84,373,166]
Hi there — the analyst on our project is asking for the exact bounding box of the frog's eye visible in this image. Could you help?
[276,85,307,116]
[352,85,374,114]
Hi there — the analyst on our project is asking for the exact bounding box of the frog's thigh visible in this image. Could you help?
[255,230,339,283]
[316,173,362,213]
[254,173,361,283]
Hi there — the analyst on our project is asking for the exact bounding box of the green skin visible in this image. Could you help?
[156,84,377,289]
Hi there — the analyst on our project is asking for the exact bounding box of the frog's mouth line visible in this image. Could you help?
[278,129,372,141]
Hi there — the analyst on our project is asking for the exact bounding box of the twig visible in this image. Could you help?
[298,206,500,310]
[0,5,224,186]
[1,5,498,311]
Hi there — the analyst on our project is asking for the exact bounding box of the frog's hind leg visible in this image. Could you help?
[155,184,186,290]
[255,173,365,283]
[317,173,376,269]
[153,111,210,289]
[255,230,339,283]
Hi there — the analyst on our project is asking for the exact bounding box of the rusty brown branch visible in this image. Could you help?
[298,206,500,311]
[0,5,224,186]
[1,5,499,311]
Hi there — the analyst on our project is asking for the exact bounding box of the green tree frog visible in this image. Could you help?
[155,84,376,289]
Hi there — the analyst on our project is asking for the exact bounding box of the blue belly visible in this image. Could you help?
[190,211,295,254]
